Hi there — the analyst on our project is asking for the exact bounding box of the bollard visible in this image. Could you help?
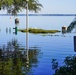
[13,27,18,35]
[62,26,67,34]
[15,18,19,24]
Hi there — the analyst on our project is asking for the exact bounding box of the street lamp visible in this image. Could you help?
[26,0,29,31]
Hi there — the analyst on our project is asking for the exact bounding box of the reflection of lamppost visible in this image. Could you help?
[26,0,29,68]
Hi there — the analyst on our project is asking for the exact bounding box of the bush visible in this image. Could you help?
[52,55,76,75]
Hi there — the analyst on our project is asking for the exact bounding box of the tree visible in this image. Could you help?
[67,18,76,33]
[0,39,41,75]
[0,0,43,15]
[52,55,76,75]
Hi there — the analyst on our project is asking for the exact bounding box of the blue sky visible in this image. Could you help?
[38,0,76,14]
[0,0,76,14]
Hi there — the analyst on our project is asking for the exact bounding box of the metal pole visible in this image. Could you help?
[26,0,28,31]
[26,0,29,68]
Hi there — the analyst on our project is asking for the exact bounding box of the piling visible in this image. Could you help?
[74,36,76,52]
[15,18,19,24]
[62,26,67,34]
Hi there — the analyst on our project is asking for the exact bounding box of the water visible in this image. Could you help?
[0,15,76,75]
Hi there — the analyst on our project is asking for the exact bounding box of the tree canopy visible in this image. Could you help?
[52,55,76,75]
[67,20,76,33]
[0,0,43,15]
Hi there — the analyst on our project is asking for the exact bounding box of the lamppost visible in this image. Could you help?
[26,0,29,68]
[26,0,29,31]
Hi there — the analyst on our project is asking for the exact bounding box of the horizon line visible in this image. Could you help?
[0,14,76,16]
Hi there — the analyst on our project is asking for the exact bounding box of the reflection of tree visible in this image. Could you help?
[52,55,76,75]
[28,47,40,68]
[0,39,42,75]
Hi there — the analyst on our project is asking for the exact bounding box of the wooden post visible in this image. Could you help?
[74,36,76,52]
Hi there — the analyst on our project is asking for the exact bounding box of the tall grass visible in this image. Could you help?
[18,28,60,34]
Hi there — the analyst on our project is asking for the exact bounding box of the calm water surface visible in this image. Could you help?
[0,15,76,75]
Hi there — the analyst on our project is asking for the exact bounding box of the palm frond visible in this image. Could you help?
[67,20,76,33]
[0,0,43,15]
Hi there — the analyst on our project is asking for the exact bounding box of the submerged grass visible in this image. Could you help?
[18,28,60,34]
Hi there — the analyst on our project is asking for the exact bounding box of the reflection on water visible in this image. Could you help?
[52,55,76,75]
[0,39,42,75]
[1,16,76,75]
[25,31,29,68]
[5,25,18,35]
[1,18,19,35]
[6,27,11,34]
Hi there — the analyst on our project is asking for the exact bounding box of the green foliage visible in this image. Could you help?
[3,0,14,6]
[52,55,76,75]
[18,28,60,34]
[28,0,42,12]
[52,59,58,70]
[67,21,76,33]
[0,0,43,15]
[0,39,41,75]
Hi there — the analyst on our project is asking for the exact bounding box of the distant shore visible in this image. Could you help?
[0,14,76,16]
[18,28,60,34]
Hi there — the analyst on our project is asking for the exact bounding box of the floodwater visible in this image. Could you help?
[0,15,76,75]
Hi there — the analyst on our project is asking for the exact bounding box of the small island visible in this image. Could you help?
[18,28,60,34]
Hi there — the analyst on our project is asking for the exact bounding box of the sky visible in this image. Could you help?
[38,0,76,14]
[0,0,76,14]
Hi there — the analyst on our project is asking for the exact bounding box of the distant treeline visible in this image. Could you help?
[0,14,76,16]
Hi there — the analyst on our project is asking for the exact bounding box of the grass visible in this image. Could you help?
[18,28,61,34]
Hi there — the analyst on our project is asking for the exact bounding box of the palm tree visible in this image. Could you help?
[67,18,76,33]
[0,0,43,15]
[0,0,42,64]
